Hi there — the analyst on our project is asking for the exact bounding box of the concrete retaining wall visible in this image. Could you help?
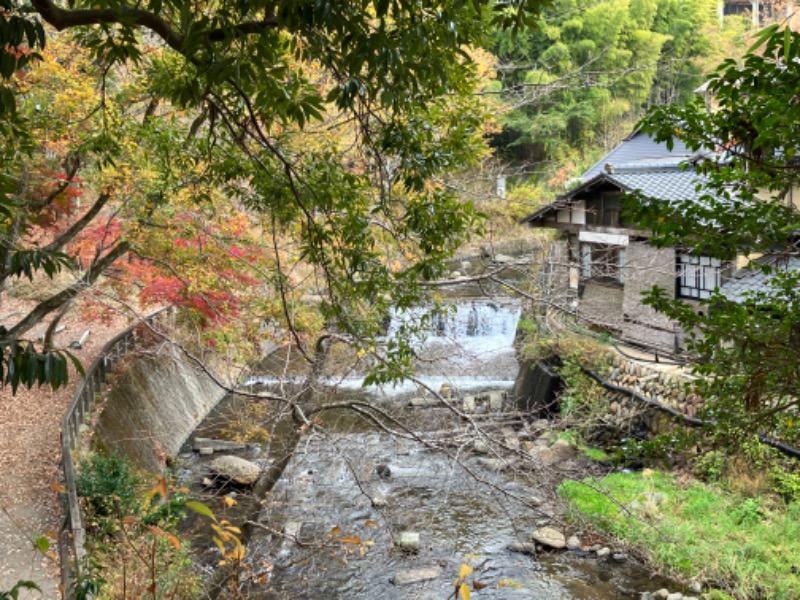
[95,348,226,471]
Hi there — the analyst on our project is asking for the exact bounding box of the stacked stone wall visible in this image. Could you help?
[597,353,703,434]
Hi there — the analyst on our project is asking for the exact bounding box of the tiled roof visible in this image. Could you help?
[520,129,718,225]
[582,130,696,181]
[719,255,800,303]
[606,168,709,203]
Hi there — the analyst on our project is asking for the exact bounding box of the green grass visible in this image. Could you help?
[559,471,800,599]
[555,430,611,463]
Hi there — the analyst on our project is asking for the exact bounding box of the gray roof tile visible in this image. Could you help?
[719,255,800,303]
[582,130,695,181]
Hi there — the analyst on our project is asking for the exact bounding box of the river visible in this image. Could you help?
[178,298,682,598]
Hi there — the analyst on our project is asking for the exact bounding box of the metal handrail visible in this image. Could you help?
[58,308,170,598]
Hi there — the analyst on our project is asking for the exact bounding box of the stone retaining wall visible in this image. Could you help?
[598,353,703,433]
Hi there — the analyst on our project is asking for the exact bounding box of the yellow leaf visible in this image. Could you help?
[147,525,181,550]
[339,536,362,545]
[221,495,237,508]
[329,526,342,537]
[459,583,471,600]
[498,578,522,589]
[228,544,246,562]
[364,519,380,528]
[146,476,169,505]
[459,563,473,579]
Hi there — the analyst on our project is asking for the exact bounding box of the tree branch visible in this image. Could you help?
[30,0,185,52]
[7,240,130,340]
[30,0,279,54]
[42,191,112,254]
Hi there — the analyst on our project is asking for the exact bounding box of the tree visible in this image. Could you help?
[0,0,549,391]
[635,23,800,441]
[489,0,746,167]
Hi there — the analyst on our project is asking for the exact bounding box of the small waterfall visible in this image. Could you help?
[389,299,520,349]
[246,298,523,394]
[384,298,522,389]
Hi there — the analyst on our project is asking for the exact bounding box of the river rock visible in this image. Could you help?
[488,391,504,411]
[396,531,420,552]
[209,455,261,486]
[193,437,247,453]
[472,439,489,454]
[566,535,582,550]
[392,566,442,585]
[596,547,610,557]
[531,526,566,549]
[477,457,508,471]
[508,542,537,555]
[539,439,577,466]
[501,427,520,450]
[408,397,439,407]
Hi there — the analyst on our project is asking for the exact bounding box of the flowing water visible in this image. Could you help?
[180,297,683,598]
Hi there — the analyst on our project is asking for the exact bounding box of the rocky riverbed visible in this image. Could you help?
[178,388,688,599]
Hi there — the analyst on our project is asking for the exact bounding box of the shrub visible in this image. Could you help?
[76,452,141,535]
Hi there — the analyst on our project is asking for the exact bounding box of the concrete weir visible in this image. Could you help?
[95,349,226,471]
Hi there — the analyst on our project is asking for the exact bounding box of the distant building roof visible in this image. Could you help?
[521,130,715,226]
[719,255,800,303]
[582,130,696,181]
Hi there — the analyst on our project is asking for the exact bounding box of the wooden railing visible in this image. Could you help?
[58,308,170,598]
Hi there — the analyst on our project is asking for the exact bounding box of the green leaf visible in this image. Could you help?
[33,535,50,554]
[784,27,791,61]
[63,349,85,378]
[747,23,780,54]
[185,500,216,521]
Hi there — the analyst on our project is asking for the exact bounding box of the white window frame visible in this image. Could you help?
[581,243,626,284]
[677,254,722,299]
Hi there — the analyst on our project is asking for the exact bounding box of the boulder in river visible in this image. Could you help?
[209,455,261,486]
[531,526,566,549]
[395,531,420,552]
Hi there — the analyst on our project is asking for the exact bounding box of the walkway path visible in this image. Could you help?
[0,296,128,598]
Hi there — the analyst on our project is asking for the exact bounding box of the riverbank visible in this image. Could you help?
[560,466,800,599]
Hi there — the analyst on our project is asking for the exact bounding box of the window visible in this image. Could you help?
[586,192,624,227]
[677,254,722,299]
[581,243,626,284]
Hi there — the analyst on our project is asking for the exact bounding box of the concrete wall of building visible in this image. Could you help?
[621,242,678,351]
[578,281,624,330]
